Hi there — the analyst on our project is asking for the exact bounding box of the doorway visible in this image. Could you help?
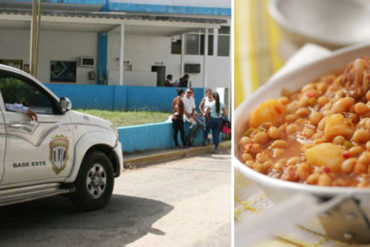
[151,65,166,86]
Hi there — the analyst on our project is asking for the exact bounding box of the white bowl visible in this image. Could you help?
[234,42,370,206]
[234,42,370,242]
[269,0,370,49]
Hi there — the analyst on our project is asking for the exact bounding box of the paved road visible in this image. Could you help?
[0,151,231,247]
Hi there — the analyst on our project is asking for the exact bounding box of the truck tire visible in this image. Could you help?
[71,150,114,211]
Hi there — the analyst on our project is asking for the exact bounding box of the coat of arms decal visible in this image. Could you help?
[49,135,69,175]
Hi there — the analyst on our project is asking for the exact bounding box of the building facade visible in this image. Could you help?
[0,0,231,89]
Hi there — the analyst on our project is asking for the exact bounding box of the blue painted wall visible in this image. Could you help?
[105,3,231,16]
[45,83,204,112]
[13,0,230,16]
[15,0,105,4]
[118,121,204,152]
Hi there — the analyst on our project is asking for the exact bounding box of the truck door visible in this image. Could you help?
[0,71,74,185]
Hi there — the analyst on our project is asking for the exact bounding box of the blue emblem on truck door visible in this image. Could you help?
[49,135,69,175]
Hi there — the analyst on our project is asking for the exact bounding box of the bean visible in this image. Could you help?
[335,90,346,98]
[302,128,314,138]
[245,161,255,168]
[256,153,269,163]
[285,114,298,122]
[307,173,320,184]
[239,136,252,148]
[366,90,370,101]
[250,143,261,155]
[366,141,370,151]
[286,103,298,113]
[341,158,356,173]
[317,117,327,131]
[349,146,363,156]
[312,132,324,140]
[332,97,355,113]
[297,108,311,116]
[358,118,370,129]
[354,162,367,175]
[354,102,368,115]
[299,97,309,107]
[309,112,323,125]
[286,124,299,134]
[253,132,269,145]
[263,160,274,170]
[346,113,358,123]
[287,157,300,166]
[318,173,332,186]
[302,83,315,92]
[273,148,284,158]
[278,96,290,105]
[282,166,299,181]
[297,163,311,180]
[263,122,273,129]
[323,102,333,110]
[241,153,253,163]
[317,96,329,106]
[271,140,288,148]
[316,82,327,93]
[254,163,266,174]
[353,129,370,143]
[273,161,284,170]
[279,124,287,132]
[333,135,345,145]
[358,152,370,166]
[267,126,280,139]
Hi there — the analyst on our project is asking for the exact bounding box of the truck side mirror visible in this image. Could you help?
[60,97,72,113]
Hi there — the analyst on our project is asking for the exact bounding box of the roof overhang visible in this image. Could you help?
[0,8,227,35]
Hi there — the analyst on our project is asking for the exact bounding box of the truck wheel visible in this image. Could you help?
[71,150,114,211]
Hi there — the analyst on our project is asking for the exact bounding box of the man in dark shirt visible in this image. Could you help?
[164,74,173,87]
[171,89,186,148]
[175,74,191,88]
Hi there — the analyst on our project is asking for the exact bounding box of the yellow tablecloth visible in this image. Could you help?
[234,0,284,109]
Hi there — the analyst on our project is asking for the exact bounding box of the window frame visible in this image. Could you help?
[0,70,62,115]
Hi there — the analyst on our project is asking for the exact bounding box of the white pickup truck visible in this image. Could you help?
[0,64,123,211]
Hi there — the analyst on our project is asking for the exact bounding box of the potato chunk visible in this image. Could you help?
[305,143,344,173]
[324,114,354,141]
[249,99,286,128]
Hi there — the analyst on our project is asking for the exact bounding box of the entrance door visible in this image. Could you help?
[151,66,166,86]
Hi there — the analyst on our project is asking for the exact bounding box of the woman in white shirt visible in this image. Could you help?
[199,88,214,144]
[206,92,226,153]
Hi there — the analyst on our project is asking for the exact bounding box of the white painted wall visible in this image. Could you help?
[110,0,231,8]
[107,32,230,89]
[0,28,230,89]
[0,28,97,84]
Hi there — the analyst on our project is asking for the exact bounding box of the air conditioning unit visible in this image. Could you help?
[79,57,95,67]
[184,63,201,73]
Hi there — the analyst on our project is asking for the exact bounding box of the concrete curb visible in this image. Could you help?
[124,140,231,168]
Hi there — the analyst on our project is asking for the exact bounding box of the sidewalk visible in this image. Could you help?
[124,140,231,169]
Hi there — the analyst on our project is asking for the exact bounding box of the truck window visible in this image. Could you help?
[0,74,57,115]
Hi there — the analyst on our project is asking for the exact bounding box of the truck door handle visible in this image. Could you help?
[8,123,28,129]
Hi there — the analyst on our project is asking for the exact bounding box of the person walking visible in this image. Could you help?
[199,88,214,145]
[206,92,227,153]
[171,89,186,148]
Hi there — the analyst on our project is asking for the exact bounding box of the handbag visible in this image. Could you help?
[221,118,231,134]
